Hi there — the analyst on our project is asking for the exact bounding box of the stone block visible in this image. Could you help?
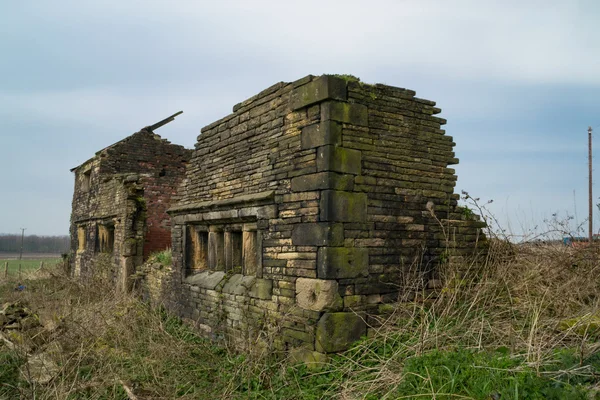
[243,231,259,276]
[291,172,354,192]
[282,328,314,344]
[315,312,366,353]
[296,278,342,312]
[239,205,278,219]
[122,238,137,256]
[320,190,367,222]
[317,146,362,175]
[248,278,273,299]
[301,121,342,149]
[289,347,329,370]
[119,257,135,292]
[321,101,368,127]
[292,223,344,247]
[203,209,239,221]
[317,247,369,279]
[290,75,347,110]
[343,295,365,308]
[222,274,256,295]
[184,271,227,290]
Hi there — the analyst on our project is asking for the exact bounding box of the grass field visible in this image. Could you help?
[0,256,61,277]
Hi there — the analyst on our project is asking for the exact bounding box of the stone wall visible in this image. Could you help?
[164,75,486,357]
[70,129,191,290]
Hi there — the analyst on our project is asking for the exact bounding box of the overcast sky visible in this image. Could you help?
[1,0,599,240]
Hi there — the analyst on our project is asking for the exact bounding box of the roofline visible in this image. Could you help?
[70,111,184,172]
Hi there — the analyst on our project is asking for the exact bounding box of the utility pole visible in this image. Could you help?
[19,228,26,260]
[589,126,593,244]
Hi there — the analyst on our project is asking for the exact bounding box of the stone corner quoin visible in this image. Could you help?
[69,74,487,356]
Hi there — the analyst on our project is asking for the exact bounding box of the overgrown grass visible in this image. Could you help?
[152,248,172,266]
[1,242,600,399]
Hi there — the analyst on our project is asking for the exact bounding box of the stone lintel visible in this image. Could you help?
[167,190,275,214]
[292,223,344,247]
[321,101,368,126]
[301,121,342,149]
[317,247,369,279]
[315,312,367,353]
[320,190,367,222]
[316,145,362,175]
[239,205,277,219]
[290,75,347,111]
[174,205,277,224]
[291,172,354,192]
[204,209,239,221]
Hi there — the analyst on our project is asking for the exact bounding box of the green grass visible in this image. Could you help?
[0,258,60,277]
[152,249,172,266]
[0,348,24,399]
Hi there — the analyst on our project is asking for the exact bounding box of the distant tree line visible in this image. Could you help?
[0,234,70,254]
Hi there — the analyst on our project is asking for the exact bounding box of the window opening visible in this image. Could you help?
[77,226,86,252]
[208,229,225,271]
[98,224,115,253]
[185,224,261,276]
[225,231,243,273]
[82,169,91,191]
[186,226,208,275]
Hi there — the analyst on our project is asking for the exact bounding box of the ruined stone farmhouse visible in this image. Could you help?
[70,75,486,356]
[69,113,191,291]
[163,75,485,355]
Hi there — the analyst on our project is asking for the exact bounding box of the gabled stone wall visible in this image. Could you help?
[164,75,486,356]
[70,129,191,290]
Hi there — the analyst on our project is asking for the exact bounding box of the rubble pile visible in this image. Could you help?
[0,301,40,331]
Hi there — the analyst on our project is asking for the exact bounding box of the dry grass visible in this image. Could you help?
[1,240,600,399]
[331,242,600,398]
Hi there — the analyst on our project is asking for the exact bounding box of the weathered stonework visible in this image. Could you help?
[159,75,487,355]
[69,118,191,291]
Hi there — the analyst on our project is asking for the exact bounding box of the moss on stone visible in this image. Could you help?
[290,347,329,370]
[332,74,361,83]
[322,102,368,127]
[317,247,369,279]
[320,190,367,223]
[315,312,366,353]
[558,314,600,336]
[378,303,396,314]
[290,75,347,110]
[134,196,147,211]
[249,279,273,300]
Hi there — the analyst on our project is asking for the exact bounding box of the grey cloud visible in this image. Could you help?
[1,0,599,236]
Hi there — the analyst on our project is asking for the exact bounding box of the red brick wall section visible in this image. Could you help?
[142,174,184,259]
